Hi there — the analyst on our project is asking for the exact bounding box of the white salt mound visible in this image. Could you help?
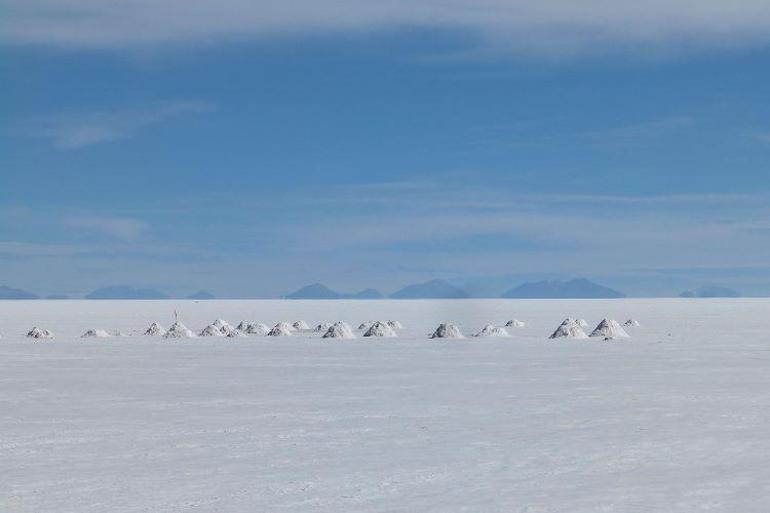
[221,325,240,337]
[275,322,296,332]
[144,322,166,336]
[475,324,510,337]
[236,321,252,331]
[430,323,464,339]
[549,318,588,339]
[387,320,404,330]
[226,329,243,338]
[246,323,269,335]
[268,325,293,337]
[590,319,630,339]
[363,321,398,338]
[82,329,111,338]
[358,321,373,331]
[163,322,195,339]
[26,327,54,339]
[211,319,234,334]
[624,319,641,327]
[505,319,525,327]
[314,322,332,332]
[322,322,357,339]
[576,319,589,327]
[292,320,310,330]
[199,324,226,337]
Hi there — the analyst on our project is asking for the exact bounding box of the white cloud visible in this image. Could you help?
[14,100,215,149]
[66,216,148,240]
[4,1,770,55]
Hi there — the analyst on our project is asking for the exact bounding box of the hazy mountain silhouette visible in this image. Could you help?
[0,285,38,299]
[502,278,625,299]
[286,283,341,299]
[287,283,384,299]
[348,288,384,299]
[390,279,470,299]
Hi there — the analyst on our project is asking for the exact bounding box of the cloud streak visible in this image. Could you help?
[14,100,215,149]
[66,216,148,241]
[5,1,770,55]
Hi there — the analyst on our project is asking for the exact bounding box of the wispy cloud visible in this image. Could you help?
[13,100,215,149]
[66,216,149,241]
[5,1,770,56]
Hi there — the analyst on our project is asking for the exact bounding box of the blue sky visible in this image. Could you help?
[4,1,770,297]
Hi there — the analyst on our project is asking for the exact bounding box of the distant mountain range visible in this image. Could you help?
[0,285,38,299]
[501,278,626,299]
[390,279,470,299]
[6,279,746,300]
[679,286,740,298]
[286,283,385,299]
[85,286,170,300]
[286,278,625,299]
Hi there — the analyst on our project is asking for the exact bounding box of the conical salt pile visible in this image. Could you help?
[27,327,53,339]
[322,322,356,339]
[505,319,525,327]
[275,321,296,332]
[268,324,293,337]
[164,321,195,339]
[82,329,111,338]
[430,323,464,339]
[292,320,310,330]
[236,321,252,331]
[144,322,166,336]
[226,329,243,338]
[549,318,588,339]
[246,323,269,335]
[363,321,397,338]
[590,319,629,339]
[199,324,226,337]
[211,319,234,334]
[314,322,332,332]
[475,324,510,337]
[624,319,640,327]
[221,325,240,337]
[387,320,404,330]
[358,321,373,331]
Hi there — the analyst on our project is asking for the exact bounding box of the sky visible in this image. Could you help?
[4,0,770,297]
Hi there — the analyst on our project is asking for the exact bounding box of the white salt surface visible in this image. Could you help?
[2,298,770,512]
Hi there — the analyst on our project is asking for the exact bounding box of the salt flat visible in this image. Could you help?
[2,299,770,512]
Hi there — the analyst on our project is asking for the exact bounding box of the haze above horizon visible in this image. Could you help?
[4,1,770,297]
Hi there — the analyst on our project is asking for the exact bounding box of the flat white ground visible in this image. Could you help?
[2,299,770,512]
